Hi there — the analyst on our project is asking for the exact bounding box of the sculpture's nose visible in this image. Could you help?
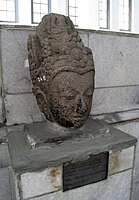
[76,96,87,114]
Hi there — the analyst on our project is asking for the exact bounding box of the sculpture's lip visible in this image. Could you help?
[73,116,86,122]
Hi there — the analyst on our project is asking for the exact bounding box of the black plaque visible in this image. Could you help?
[63,152,109,191]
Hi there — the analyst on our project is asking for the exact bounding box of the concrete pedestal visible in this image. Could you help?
[0,118,137,200]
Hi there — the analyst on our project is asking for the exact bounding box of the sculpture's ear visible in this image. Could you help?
[32,86,53,121]
[27,34,42,72]
[32,87,46,113]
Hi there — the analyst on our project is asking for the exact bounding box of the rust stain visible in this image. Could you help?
[50,168,61,178]
[49,167,61,189]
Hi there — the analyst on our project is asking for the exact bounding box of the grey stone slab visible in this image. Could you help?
[114,120,139,139]
[0,30,2,89]
[78,30,89,47]
[131,181,139,200]
[0,143,11,168]
[7,124,25,134]
[0,127,7,143]
[109,146,134,175]
[8,118,136,173]
[0,30,3,124]
[5,86,139,126]
[5,93,45,125]
[89,32,139,88]
[8,129,31,157]
[20,166,62,199]
[133,142,139,183]
[91,86,139,115]
[0,167,15,200]
[1,29,35,94]
[0,25,36,30]
[30,170,132,200]
[24,118,109,147]
[92,109,139,125]
[0,96,3,124]
[113,119,139,185]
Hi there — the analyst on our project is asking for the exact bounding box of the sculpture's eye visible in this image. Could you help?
[62,91,77,100]
[65,95,76,100]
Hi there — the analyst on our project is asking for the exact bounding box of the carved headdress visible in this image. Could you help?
[27,13,95,124]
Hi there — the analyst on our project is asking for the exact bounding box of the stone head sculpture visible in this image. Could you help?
[27,13,95,128]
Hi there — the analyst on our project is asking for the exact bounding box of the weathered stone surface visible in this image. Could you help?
[114,120,139,184]
[78,30,89,47]
[114,120,139,139]
[0,127,7,143]
[28,13,95,128]
[1,29,34,94]
[20,166,62,199]
[131,181,139,200]
[30,170,132,200]
[0,97,3,124]
[24,117,109,147]
[0,29,2,125]
[0,167,15,200]
[0,143,11,168]
[4,93,45,125]
[133,142,139,183]
[0,30,1,89]
[8,119,136,173]
[109,146,134,175]
[7,124,25,134]
[91,86,139,115]
[92,109,139,124]
[89,32,139,88]
[4,86,139,125]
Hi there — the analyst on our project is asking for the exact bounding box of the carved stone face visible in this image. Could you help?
[49,71,94,128]
[28,13,95,129]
